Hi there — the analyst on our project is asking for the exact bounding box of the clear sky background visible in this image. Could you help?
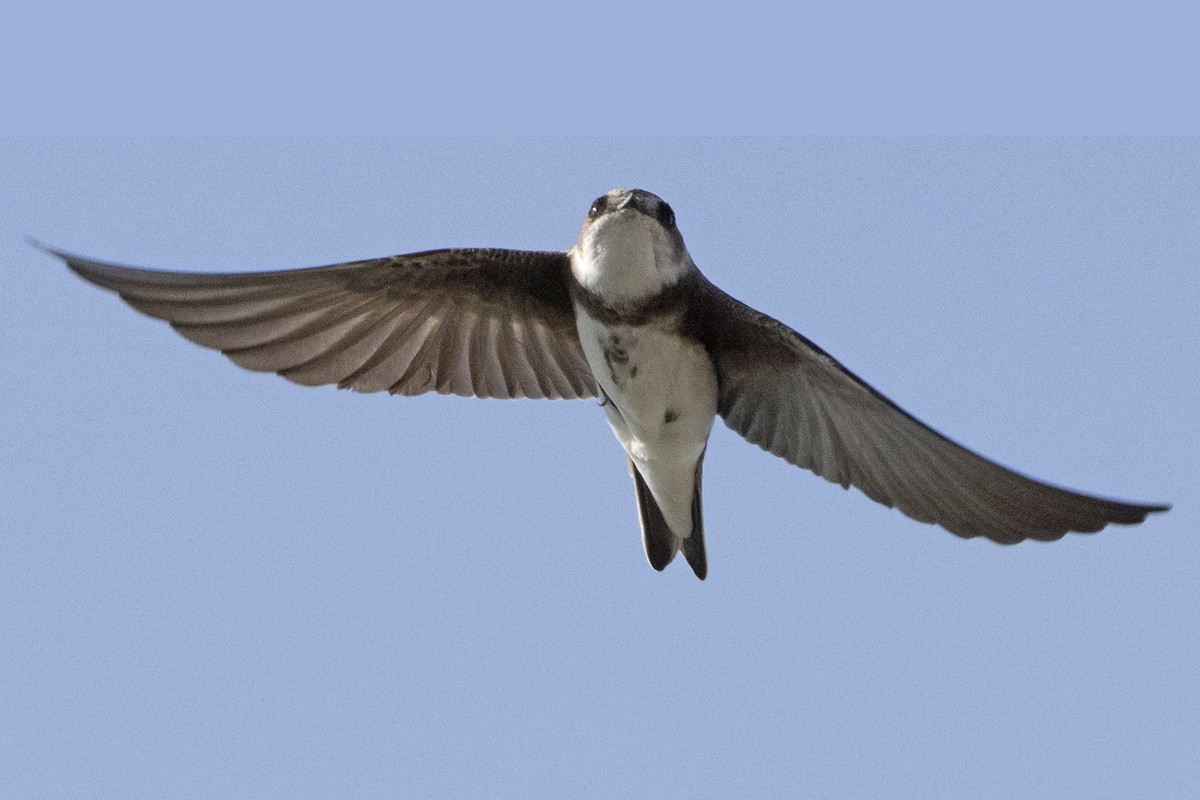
[4,137,1196,800]
[2,8,1199,798]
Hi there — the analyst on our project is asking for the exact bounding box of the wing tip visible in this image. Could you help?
[29,237,82,265]
[31,238,112,285]
[27,235,55,255]
[943,497,1171,545]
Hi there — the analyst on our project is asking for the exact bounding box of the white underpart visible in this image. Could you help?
[570,199,717,539]
[575,310,718,540]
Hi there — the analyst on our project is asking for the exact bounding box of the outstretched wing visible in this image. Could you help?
[685,277,1168,543]
[51,245,597,400]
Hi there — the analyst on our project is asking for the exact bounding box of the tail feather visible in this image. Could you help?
[629,455,708,580]
[631,459,678,571]
[681,458,707,580]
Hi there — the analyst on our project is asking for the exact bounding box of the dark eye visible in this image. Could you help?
[655,202,675,229]
[588,196,607,218]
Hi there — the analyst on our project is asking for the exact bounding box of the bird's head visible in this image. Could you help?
[570,189,694,302]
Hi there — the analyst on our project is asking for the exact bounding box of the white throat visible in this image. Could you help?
[570,211,691,303]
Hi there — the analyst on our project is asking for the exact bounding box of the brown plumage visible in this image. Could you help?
[42,191,1169,576]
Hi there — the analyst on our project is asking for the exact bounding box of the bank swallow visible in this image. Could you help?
[45,189,1168,579]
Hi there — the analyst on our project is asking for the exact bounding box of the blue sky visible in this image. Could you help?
[3,137,1196,799]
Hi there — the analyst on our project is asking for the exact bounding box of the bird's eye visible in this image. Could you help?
[588,197,607,218]
[655,202,675,229]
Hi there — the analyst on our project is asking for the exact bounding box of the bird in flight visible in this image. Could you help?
[46,189,1168,579]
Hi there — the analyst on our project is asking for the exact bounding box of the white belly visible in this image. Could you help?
[576,307,718,536]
